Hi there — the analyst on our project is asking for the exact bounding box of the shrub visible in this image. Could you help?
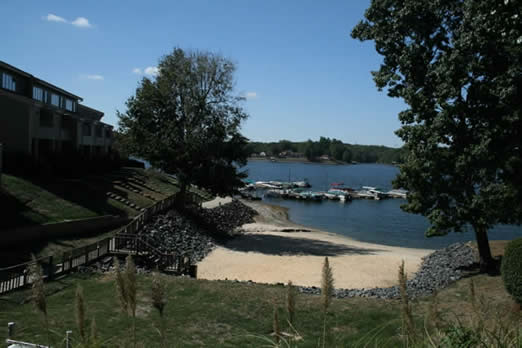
[501,238,522,305]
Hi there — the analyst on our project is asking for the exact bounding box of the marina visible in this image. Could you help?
[240,179,408,202]
[244,161,522,249]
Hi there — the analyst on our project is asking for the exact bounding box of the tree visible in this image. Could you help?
[118,48,249,203]
[329,140,345,160]
[279,139,296,152]
[304,139,315,160]
[352,0,522,271]
[342,149,352,163]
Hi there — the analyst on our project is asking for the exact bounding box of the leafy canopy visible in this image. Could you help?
[118,48,249,197]
[352,0,522,238]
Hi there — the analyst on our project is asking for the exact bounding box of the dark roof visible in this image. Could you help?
[0,60,83,101]
[78,104,104,121]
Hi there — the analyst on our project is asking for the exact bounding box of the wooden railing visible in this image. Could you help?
[0,191,200,295]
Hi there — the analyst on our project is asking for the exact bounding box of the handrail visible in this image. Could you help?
[0,190,194,294]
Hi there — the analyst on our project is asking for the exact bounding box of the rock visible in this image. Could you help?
[297,242,476,300]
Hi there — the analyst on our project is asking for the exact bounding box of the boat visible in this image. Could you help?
[295,190,323,201]
[324,192,340,200]
[362,186,388,200]
[293,179,311,188]
[264,189,289,198]
[327,189,352,202]
[330,182,355,193]
[255,181,282,189]
[386,189,408,199]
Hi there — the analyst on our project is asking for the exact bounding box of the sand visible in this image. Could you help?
[197,198,433,289]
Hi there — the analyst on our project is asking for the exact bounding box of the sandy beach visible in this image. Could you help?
[198,198,433,289]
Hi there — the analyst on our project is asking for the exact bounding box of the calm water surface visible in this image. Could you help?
[243,161,522,249]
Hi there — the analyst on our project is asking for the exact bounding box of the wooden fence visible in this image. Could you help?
[0,193,198,295]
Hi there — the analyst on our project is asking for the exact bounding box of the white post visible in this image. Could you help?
[7,322,15,338]
[66,330,72,348]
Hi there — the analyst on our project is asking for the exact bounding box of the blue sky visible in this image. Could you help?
[2,0,406,147]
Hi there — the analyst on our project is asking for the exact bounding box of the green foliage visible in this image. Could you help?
[352,0,522,268]
[501,238,522,305]
[118,48,249,200]
[439,326,482,348]
[249,137,402,164]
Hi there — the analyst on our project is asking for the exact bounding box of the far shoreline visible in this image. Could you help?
[247,157,399,167]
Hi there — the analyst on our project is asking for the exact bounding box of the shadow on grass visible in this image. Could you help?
[0,189,46,229]
[0,223,120,267]
[223,234,383,256]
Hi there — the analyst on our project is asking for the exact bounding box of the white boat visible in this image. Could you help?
[324,192,339,200]
[362,186,387,199]
[264,189,287,198]
[293,179,311,188]
[255,181,282,189]
[386,189,408,199]
[327,189,350,202]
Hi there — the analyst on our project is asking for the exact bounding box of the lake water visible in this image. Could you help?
[243,160,522,249]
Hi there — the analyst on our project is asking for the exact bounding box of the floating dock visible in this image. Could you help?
[240,180,408,202]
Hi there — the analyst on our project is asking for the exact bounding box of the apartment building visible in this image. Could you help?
[0,60,113,158]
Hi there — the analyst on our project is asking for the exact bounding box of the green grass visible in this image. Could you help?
[0,274,403,347]
[0,167,213,266]
[0,167,182,230]
[1,175,100,227]
[0,243,519,347]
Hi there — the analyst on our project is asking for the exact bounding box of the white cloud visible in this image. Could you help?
[71,17,92,28]
[85,74,104,80]
[245,92,258,99]
[43,14,93,28]
[144,66,159,76]
[45,13,67,23]
[132,68,142,74]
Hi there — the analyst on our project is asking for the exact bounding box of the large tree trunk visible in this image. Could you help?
[473,225,496,274]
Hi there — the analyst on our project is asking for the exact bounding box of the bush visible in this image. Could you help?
[501,238,522,305]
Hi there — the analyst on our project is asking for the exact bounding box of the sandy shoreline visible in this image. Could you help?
[198,198,433,289]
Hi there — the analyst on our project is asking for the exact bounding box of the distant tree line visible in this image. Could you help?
[246,137,404,164]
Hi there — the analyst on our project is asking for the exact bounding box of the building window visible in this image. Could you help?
[65,99,74,111]
[33,86,44,101]
[82,123,92,136]
[51,93,60,107]
[43,90,48,103]
[105,128,112,138]
[2,73,16,91]
[95,125,103,137]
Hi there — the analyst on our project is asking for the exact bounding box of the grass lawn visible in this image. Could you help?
[0,274,403,347]
[0,168,200,266]
[0,167,182,231]
[1,175,100,227]
[0,242,519,347]
[1,269,519,347]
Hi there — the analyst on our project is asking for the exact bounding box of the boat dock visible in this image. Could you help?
[240,180,408,202]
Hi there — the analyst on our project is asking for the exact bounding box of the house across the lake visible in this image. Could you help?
[0,60,113,159]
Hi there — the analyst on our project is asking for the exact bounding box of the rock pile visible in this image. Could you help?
[299,242,476,299]
[141,209,215,263]
[195,199,257,237]
[139,200,257,262]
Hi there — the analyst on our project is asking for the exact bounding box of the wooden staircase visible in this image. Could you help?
[112,233,191,273]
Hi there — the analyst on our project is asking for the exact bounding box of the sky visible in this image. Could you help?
[2,0,408,147]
